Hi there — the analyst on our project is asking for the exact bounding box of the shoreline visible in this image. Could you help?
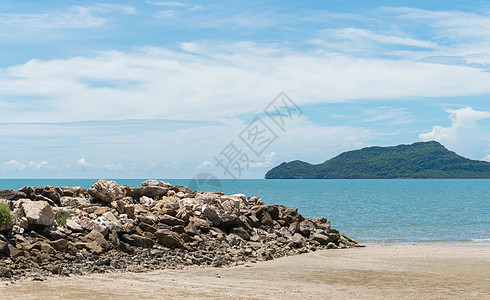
[1,244,488,299]
[360,240,490,247]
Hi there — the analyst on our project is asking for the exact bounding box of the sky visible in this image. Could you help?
[0,0,489,179]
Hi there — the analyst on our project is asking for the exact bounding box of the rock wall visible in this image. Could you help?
[0,179,361,281]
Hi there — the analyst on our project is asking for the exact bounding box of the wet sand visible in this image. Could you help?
[1,244,489,299]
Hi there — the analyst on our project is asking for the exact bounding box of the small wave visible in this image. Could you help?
[468,238,490,242]
[361,238,490,245]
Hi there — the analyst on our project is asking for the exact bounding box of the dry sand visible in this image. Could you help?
[1,244,489,299]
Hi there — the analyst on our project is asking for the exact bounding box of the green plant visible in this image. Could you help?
[0,202,14,231]
[56,209,77,226]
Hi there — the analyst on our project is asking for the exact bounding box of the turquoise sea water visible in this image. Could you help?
[0,179,488,245]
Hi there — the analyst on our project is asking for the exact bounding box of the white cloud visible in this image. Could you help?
[2,44,490,125]
[149,1,187,7]
[77,158,89,166]
[0,7,105,29]
[153,10,177,19]
[248,152,276,168]
[163,161,179,170]
[196,161,213,170]
[2,160,53,171]
[0,4,137,30]
[317,28,440,49]
[419,107,490,159]
[95,4,137,15]
[482,155,490,162]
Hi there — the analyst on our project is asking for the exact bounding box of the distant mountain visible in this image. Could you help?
[265,141,490,179]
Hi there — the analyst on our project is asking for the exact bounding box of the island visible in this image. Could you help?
[265,141,490,179]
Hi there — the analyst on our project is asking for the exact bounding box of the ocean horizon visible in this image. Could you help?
[1,178,488,246]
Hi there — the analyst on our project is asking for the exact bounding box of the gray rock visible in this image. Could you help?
[292,233,305,247]
[184,223,199,236]
[140,180,172,188]
[100,212,123,232]
[231,227,250,241]
[21,200,55,226]
[226,233,243,246]
[160,214,185,226]
[0,240,7,253]
[88,179,126,203]
[311,233,331,245]
[7,244,24,258]
[134,186,168,199]
[202,205,221,225]
[49,239,68,252]
[0,190,27,200]
[58,186,87,197]
[60,196,89,208]
[79,217,109,236]
[299,220,315,237]
[66,219,83,232]
[121,234,154,248]
[35,186,61,204]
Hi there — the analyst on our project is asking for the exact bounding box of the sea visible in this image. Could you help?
[1,179,488,245]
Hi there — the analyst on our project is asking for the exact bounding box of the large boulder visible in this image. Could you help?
[202,204,221,225]
[134,187,168,199]
[154,229,184,248]
[35,186,61,205]
[20,200,55,226]
[79,217,109,236]
[121,234,154,248]
[0,190,26,201]
[133,180,171,199]
[140,180,172,188]
[60,196,89,208]
[65,219,83,232]
[58,186,87,197]
[311,233,331,245]
[160,214,185,226]
[88,179,126,203]
[99,212,123,232]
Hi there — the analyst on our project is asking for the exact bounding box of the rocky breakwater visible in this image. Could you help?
[0,179,361,281]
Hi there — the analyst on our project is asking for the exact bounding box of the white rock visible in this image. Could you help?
[21,200,55,226]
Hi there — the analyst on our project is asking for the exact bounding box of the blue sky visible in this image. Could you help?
[0,0,490,178]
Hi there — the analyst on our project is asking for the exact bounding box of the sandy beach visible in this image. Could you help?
[1,244,488,299]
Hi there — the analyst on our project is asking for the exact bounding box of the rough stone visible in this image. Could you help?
[312,233,331,245]
[160,214,185,226]
[49,239,68,252]
[60,196,89,208]
[7,244,24,258]
[121,234,154,248]
[0,190,27,200]
[0,240,7,253]
[65,220,83,232]
[21,200,55,226]
[88,179,126,203]
[135,186,168,199]
[292,233,306,247]
[202,205,221,225]
[85,230,110,250]
[155,229,184,248]
[79,217,109,236]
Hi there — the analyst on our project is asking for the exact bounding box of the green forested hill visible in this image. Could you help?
[265,141,490,179]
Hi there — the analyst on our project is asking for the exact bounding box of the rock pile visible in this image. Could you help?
[0,179,361,281]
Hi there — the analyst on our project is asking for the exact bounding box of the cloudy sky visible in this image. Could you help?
[1,0,489,179]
